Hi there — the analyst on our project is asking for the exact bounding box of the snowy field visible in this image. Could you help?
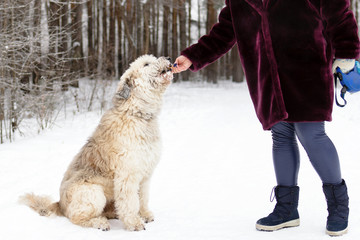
[1,80,360,240]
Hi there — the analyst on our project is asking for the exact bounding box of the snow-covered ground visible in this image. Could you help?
[1,81,360,240]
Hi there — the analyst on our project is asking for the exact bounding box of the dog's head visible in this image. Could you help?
[115,55,173,103]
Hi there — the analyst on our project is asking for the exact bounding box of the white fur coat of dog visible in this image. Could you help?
[20,55,173,231]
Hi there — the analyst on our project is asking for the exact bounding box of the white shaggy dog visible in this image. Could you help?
[20,55,173,231]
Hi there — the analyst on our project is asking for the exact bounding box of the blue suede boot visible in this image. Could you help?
[323,179,349,236]
[256,186,300,231]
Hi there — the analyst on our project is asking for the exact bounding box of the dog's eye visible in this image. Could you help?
[144,63,149,67]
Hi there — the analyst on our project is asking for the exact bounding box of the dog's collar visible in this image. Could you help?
[129,110,154,121]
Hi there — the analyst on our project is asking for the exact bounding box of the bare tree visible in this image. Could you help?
[162,3,170,57]
[230,46,244,82]
[0,0,82,143]
[70,1,84,81]
[205,0,218,83]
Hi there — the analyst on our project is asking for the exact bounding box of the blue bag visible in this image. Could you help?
[334,61,360,107]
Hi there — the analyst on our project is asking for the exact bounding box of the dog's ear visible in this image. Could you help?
[117,78,132,100]
[116,72,135,101]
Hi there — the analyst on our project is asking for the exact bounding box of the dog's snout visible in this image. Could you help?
[166,57,171,62]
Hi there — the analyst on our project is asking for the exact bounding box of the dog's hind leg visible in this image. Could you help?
[65,184,111,231]
[114,173,145,231]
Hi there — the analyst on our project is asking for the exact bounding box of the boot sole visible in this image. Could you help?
[326,227,348,237]
[256,219,300,232]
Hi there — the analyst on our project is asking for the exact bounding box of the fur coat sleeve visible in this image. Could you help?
[181,0,236,71]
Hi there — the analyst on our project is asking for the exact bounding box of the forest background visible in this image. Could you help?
[1,0,360,143]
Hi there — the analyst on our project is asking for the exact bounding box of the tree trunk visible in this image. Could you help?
[143,1,151,54]
[154,0,160,55]
[115,0,124,74]
[231,45,244,82]
[70,2,83,85]
[225,50,231,80]
[46,1,61,91]
[33,0,42,91]
[87,0,95,76]
[151,0,158,54]
[96,0,103,76]
[188,0,192,46]
[179,0,189,80]
[172,0,179,82]
[125,0,136,63]
[205,0,218,83]
[108,0,116,77]
[48,2,60,53]
[136,0,142,56]
[60,0,69,90]
[198,0,201,40]
[172,0,178,60]
[162,4,170,56]
[356,0,359,25]
[102,0,107,76]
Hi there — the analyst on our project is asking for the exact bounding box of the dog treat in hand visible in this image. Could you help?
[171,63,177,71]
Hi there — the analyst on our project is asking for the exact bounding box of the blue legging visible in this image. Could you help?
[272,122,342,186]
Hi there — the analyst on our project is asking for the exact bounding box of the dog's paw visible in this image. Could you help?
[124,216,146,231]
[140,210,154,223]
[98,225,111,231]
[92,217,111,231]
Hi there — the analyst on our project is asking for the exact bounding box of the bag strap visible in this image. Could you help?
[334,73,348,107]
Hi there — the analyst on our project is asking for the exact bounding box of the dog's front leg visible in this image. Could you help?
[114,172,145,231]
[139,177,154,223]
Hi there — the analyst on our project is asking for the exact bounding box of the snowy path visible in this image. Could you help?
[1,81,360,240]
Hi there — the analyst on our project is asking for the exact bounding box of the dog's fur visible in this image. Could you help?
[20,55,173,231]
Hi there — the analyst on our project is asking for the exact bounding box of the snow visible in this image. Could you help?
[1,80,360,240]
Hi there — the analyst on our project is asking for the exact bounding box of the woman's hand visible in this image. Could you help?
[333,59,355,74]
[172,55,192,73]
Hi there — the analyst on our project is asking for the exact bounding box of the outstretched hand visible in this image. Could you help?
[172,55,192,73]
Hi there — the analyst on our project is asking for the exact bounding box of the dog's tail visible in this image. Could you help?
[19,193,63,217]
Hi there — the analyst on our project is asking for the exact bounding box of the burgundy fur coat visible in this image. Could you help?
[181,0,360,130]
